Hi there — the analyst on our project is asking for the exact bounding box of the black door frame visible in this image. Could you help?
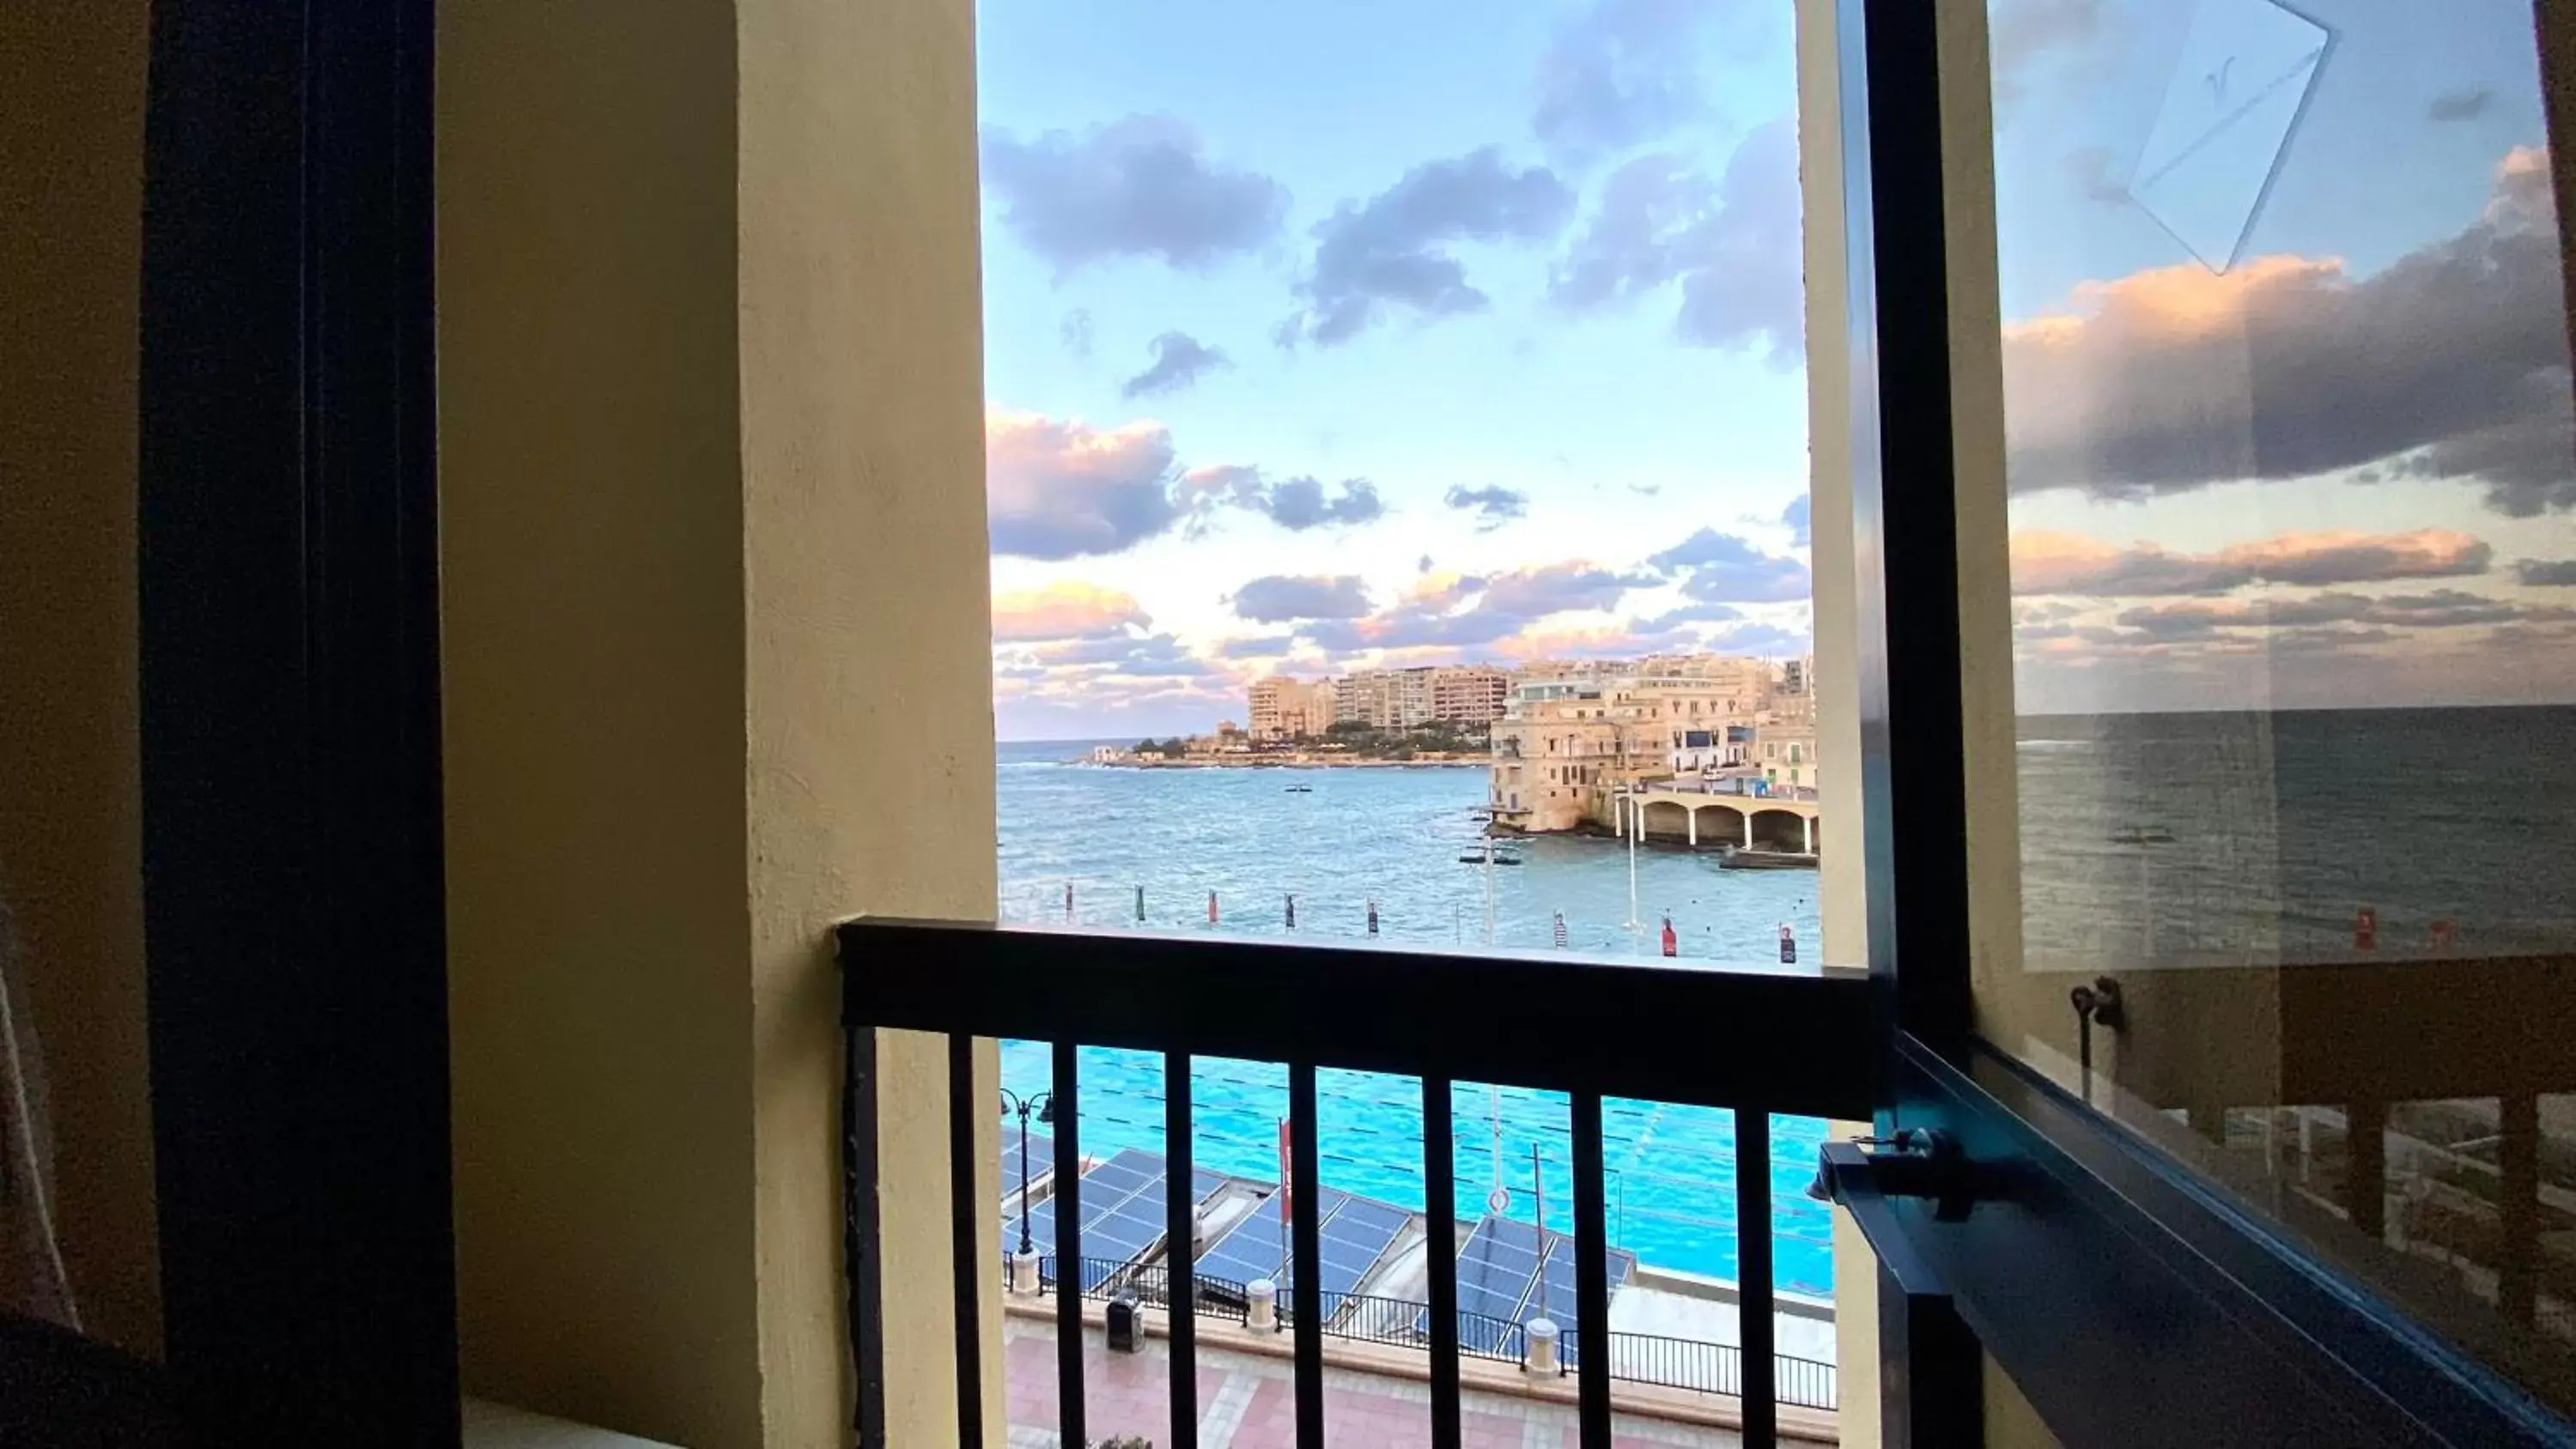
[1838,3,2576,1445]
[137,0,453,1441]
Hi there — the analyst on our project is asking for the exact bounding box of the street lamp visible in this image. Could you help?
[999,1088,1056,1258]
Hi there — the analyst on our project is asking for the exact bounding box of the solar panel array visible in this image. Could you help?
[1194,1185,1408,1301]
[1002,1149,1226,1292]
[1425,1215,1637,1359]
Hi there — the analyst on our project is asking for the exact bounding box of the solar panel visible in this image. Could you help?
[1419,1214,1634,1357]
[1000,1148,1236,1289]
[1314,1195,1407,1299]
[1194,1185,1352,1293]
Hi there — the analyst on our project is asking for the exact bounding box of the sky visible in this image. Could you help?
[976,0,2576,739]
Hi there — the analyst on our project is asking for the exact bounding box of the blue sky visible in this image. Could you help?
[979,0,2576,737]
[980,0,1814,739]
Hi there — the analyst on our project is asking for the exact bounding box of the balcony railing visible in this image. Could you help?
[839,919,1873,1449]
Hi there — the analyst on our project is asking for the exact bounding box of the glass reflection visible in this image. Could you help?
[1988,0,2576,1412]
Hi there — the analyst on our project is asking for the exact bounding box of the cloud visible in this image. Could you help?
[1285,149,1576,346]
[2114,588,2573,640]
[1443,485,1530,530]
[981,115,1287,274]
[1779,494,1810,546]
[1989,0,2105,106]
[2002,148,2576,516]
[991,582,1150,642]
[987,410,1186,559]
[2064,146,2129,203]
[1478,561,1649,616]
[1187,466,1387,530]
[1232,574,1374,622]
[1121,331,1230,398]
[2010,528,2494,597]
[1637,601,1744,631]
[1647,527,1810,601]
[1298,561,1649,655]
[1060,309,1094,359]
[1030,631,1222,678]
[1216,635,1296,658]
[1549,118,1804,364]
[2429,88,2494,123]
[1702,620,1812,656]
[2518,559,2576,586]
[1418,554,1436,573]
[1530,0,1724,167]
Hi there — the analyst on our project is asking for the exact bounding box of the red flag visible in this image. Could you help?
[1278,1117,1293,1222]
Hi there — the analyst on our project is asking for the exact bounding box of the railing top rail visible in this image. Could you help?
[840,919,1875,1119]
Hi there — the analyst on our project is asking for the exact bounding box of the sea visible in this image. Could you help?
[992,707,2576,1301]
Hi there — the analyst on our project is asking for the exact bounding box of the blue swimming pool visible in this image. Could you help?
[1001,1040,1837,1298]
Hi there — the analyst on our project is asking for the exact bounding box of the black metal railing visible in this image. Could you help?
[841,919,1874,1449]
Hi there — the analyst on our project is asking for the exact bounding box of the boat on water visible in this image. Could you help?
[1284,784,1314,793]
[2106,827,2174,845]
[1721,848,1817,870]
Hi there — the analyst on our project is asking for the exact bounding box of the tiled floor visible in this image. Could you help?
[1003,1317,1746,1448]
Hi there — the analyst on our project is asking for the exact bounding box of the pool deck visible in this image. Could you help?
[1004,1299,1840,1448]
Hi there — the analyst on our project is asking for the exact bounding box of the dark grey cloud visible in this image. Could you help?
[1418,554,1436,573]
[1479,562,1649,616]
[987,413,1184,560]
[2518,559,2576,586]
[1780,494,1810,546]
[1703,621,1812,657]
[1647,527,1810,601]
[2115,588,2574,640]
[1444,485,1530,530]
[1232,574,1374,623]
[1548,118,1804,365]
[2064,146,2129,203]
[2005,149,2576,516]
[2013,528,2494,597]
[982,115,1287,274]
[1264,476,1384,529]
[1637,601,1743,631]
[1185,466,1388,531]
[1297,562,1649,653]
[1285,149,1575,346]
[1531,0,1728,167]
[1121,331,1230,398]
[2429,88,2494,123]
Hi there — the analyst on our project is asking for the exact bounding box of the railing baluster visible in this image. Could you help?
[1422,1076,1462,1449]
[1572,1090,1612,1449]
[1735,1106,1777,1447]
[1166,1050,1199,1449]
[1289,1062,1324,1448]
[1054,1040,1084,1448]
[947,1034,983,1447]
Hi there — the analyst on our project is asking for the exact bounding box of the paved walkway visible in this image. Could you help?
[1004,1317,1750,1449]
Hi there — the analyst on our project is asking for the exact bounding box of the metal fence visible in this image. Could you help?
[1012,1252,1836,1411]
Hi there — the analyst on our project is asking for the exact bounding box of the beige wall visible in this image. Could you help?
[440,0,996,1443]
[0,0,161,1356]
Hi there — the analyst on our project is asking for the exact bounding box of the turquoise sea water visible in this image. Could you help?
[994,741,1837,1296]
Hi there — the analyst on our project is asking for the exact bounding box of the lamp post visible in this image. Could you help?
[999,1087,1055,1293]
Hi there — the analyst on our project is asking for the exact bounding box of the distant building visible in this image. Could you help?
[1431,666,1511,724]
[1488,679,1625,833]
[1335,668,1437,729]
[1249,677,1335,740]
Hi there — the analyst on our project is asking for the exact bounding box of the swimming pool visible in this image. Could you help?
[1001,1040,1837,1298]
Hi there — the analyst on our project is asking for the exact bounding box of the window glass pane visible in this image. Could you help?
[1982,0,2576,1411]
[978,8,1850,1428]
